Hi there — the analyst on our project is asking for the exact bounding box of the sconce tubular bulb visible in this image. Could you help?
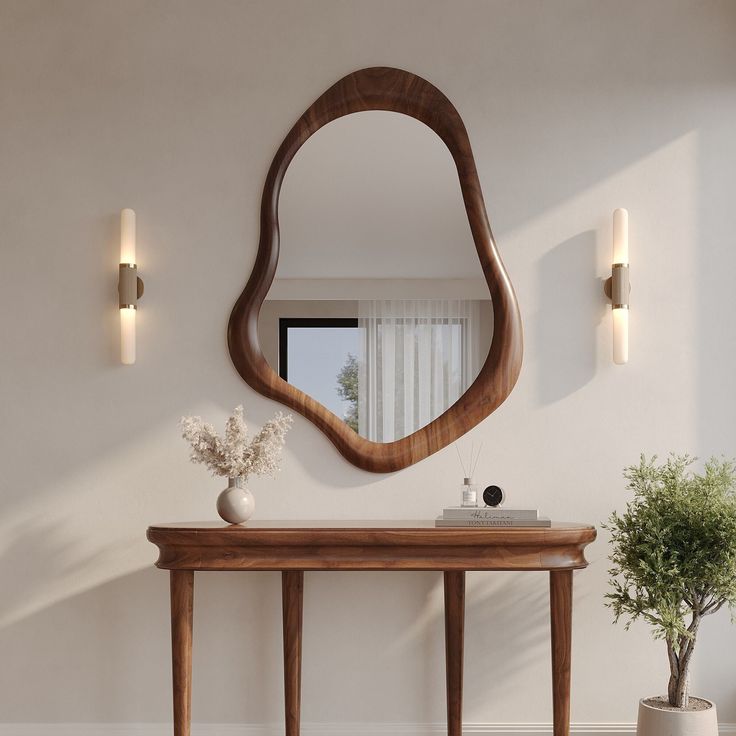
[613,307,629,365]
[613,208,628,264]
[121,306,136,365]
[121,208,136,264]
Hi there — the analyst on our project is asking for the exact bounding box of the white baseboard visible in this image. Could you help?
[0,725,734,736]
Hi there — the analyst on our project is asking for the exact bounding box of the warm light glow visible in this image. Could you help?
[611,208,629,365]
[613,307,628,365]
[120,208,137,365]
[120,208,136,264]
[613,207,628,264]
[120,306,136,365]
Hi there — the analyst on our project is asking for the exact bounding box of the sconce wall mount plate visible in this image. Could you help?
[118,263,145,309]
[603,263,630,308]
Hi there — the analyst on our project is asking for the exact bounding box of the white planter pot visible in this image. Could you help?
[216,477,255,524]
[637,697,717,736]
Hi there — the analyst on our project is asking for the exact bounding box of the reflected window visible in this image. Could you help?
[277,300,485,441]
[279,318,360,431]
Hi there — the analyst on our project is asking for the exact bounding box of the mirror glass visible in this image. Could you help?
[258,112,493,442]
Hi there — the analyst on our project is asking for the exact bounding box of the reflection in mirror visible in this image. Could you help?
[257,111,493,443]
[278,317,359,429]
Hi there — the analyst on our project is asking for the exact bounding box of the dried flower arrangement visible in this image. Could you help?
[181,405,293,480]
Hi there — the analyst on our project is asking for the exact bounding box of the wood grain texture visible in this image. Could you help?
[170,570,194,736]
[444,571,465,736]
[550,570,573,736]
[282,571,304,736]
[227,67,523,472]
[147,522,596,572]
[152,525,593,735]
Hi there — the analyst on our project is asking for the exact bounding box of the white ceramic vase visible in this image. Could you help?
[637,697,717,736]
[216,477,255,524]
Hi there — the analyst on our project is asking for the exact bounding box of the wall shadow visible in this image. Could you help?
[695,45,736,721]
[0,517,131,627]
[0,566,284,723]
[536,231,601,405]
[383,571,557,722]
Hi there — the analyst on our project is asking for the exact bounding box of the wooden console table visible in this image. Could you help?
[147,521,596,736]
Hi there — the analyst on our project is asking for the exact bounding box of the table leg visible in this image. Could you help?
[170,570,194,736]
[550,570,573,736]
[444,571,465,736]
[282,571,304,736]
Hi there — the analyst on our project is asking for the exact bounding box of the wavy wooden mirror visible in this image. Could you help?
[228,67,522,472]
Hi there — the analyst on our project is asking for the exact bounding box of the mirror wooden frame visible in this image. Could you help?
[228,67,523,473]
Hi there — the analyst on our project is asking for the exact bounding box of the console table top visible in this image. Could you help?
[147,521,596,572]
[149,520,592,530]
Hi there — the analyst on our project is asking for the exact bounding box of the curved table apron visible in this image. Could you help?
[147,521,596,736]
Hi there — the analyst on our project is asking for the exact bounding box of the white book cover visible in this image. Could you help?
[442,507,539,520]
[435,516,551,528]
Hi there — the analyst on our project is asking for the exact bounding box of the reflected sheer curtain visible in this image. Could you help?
[358,299,481,443]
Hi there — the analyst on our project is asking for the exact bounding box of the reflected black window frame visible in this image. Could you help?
[278,318,359,381]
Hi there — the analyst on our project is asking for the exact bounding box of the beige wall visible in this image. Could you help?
[2,0,736,727]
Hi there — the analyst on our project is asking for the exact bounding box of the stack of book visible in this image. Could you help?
[435,507,551,527]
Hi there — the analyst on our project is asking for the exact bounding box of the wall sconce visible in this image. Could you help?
[604,208,630,365]
[118,209,144,365]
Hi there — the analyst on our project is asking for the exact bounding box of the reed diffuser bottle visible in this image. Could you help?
[456,442,482,508]
[461,477,479,507]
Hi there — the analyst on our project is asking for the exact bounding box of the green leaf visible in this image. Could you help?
[605,454,736,646]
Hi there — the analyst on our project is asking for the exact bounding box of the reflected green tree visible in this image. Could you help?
[336,353,359,432]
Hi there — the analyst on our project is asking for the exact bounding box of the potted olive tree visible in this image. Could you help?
[605,454,736,735]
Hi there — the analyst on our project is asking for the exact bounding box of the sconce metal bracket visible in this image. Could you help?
[119,264,144,308]
[604,264,630,308]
